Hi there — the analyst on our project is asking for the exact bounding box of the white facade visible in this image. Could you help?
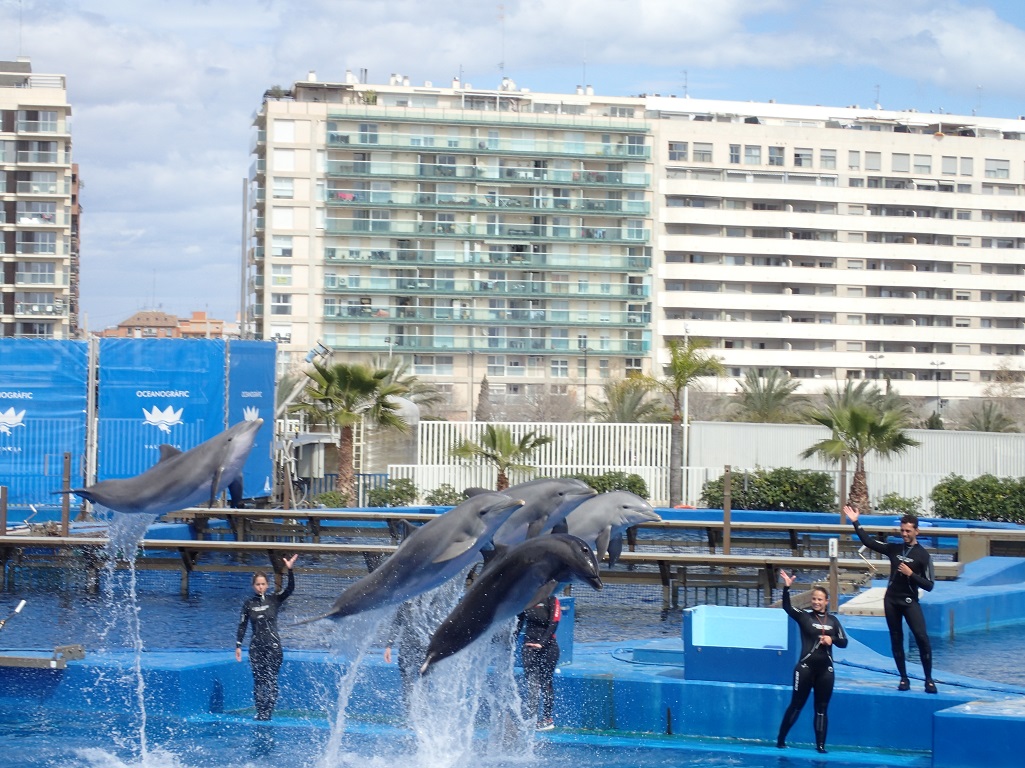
[248,76,1025,415]
[0,58,77,339]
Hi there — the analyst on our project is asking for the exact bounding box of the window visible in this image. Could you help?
[358,123,379,144]
[846,287,865,297]
[820,149,837,169]
[668,141,688,161]
[16,231,56,254]
[848,150,861,170]
[914,154,932,174]
[271,265,292,286]
[550,359,569,377]
[729,144,741,164]
[960,157,974,176]
[846,342,864,352]
[270,294,292,315]
[744,145,761,164]
[985,158,1010,179]
[957,210,971,220]
[272,177,294,199]
[847,260,864,270]
[942,156,957,175]
[693,143,713,162]
[271,235,293,257]
[892,153,910,172]
[793,148,812,167]
[865,152,881,171]
[768,147,784,166]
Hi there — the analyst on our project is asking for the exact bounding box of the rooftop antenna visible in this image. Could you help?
[498,3,505,75]
[874,84,881,110]
[975,85,982,116]
[17,0,24,56]
[683,70,688,97]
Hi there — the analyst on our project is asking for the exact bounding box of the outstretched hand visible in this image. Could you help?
[284,554,298,570]
[843,505,859,524]
[778,568,795,588]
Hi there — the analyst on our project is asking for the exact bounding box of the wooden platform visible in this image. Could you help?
[0,644,85,670]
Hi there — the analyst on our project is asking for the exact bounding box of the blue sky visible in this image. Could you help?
[3,0,1025,330]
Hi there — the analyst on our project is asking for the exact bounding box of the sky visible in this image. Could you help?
[4,0,1025,331]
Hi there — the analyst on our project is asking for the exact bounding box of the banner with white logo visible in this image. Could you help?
[96,339,227,480]
[227,340,275,500]
[0,340,88,506]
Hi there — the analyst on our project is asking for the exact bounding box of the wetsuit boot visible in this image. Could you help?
[814,712,827,753]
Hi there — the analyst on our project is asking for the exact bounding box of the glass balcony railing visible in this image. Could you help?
[326,130,650,159]
[324,304,650,326]
[16,151,59,164]
[15,181,59,194]
[326,160,649,186]
[324,217,649,243]
[325,188,650,215]
[14,273,58,285]
[324,274,649,300]
[324,246,651,272]
[320,333,650,356]
[16,120,60,133]
[14,302,65,316]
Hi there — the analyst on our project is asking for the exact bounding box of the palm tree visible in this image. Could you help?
[589,378,670,423]
[371,354,446,417]
[642,338,725,506]
[450,424,553,491]
[963,402,1018,433]
[291,361,410,502]
[730,368,805,423]
[801,404,920,514]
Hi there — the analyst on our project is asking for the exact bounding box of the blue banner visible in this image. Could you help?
[0,339,89,506]
[227,340,276,499]
[96,339,227,481]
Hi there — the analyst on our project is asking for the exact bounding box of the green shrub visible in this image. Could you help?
[313,490,350,508]
[424,483,463,506]
[367,477,419,507]
[700,466,836,512]
[876,492,922,517]
[931,473,1025,524]
[567,471,649,499]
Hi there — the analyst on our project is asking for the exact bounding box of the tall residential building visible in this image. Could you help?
[249,74,1025,417]
[0,58,76,338]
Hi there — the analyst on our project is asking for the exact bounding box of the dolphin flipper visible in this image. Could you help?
[526,579,560,608]
[607,534,625,568]
[526,519,547,538]
[433,536,478,563]
[228,477,244,509]
[595,527,612,562]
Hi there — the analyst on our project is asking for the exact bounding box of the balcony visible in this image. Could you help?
[324,274,648,300]
[324,304,649,327]
[325,188,650,215]
[326,130,650,159]
[16,151,59,164]
[324,216,649,243]
[323,246,650,272]
[319,332,650,356]
[325,159,649,187]
[14,303,64,316]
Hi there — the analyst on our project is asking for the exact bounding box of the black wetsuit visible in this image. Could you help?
[236,570,295,719]
[777,586,848,751]
[852,521,935,682]
[518,596,561,724]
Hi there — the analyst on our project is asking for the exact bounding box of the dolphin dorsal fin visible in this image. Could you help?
[526,580,559,608]
[432,537,478,564]
[157,445,182,462]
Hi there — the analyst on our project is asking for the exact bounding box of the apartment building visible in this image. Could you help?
[0,58,77,338]
[248,74,1025,417]
[248,73,654,419]
[649,96,1025,404]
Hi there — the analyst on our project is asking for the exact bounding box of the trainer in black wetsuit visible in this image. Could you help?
[845,506,936,693]
[517,595,561,730]
[776,571,848,754]
[235,555,297,720]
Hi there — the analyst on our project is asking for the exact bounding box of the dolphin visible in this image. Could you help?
[419,533,602,674]
[490,477,597,549]
[565,491,662,567]
[62,419,264,516]
[301,493,524,623]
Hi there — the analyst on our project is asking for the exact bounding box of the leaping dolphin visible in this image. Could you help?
[565,491,661,566]
[61,419,264,516]
[419,534,602,674]
[490,477,597,548]
[300,492,524,623]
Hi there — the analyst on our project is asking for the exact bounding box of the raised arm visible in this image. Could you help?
[844,506,888,555]
[778,569,801,620]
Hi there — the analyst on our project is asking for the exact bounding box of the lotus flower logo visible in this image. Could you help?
[143,405,184,434]
[243,406,260,421]
[0,407,26,436]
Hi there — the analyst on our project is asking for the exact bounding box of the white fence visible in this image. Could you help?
[388,420,1025,510]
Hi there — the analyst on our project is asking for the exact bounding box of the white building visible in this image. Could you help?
[0,58,78,338]
[248,74,1025,417]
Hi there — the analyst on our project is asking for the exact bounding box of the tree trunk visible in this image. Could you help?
[848,455,870,514]
[669,413,683,507]
[496,468,509,492]
[335,425,356,504]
